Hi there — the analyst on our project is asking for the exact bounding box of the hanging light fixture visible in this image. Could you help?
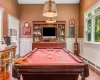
[43,0,57,17]
[46,17,56,23]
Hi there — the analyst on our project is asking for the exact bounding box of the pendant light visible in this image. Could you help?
[43,0,57,17]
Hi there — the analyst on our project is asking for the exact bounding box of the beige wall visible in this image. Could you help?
[79,0,100,37]
[0,0,99,38]
[20,4,79,38]
[0,0,20,36]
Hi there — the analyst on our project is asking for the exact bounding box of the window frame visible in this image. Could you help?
[84,1,100,44]
[0,7,4,41]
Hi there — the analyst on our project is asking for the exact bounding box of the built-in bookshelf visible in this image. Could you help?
[33,21,66,43]
[57,24,65,42]
[33,24,42,42]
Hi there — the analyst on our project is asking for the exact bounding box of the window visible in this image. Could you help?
[86,19,92,41]
[84,1,100,43]
[0,8,4,41]
[95,15,100,42]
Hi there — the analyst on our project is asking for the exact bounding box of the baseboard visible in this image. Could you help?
[89,65,100,75]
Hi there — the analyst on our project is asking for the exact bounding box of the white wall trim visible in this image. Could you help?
[0,7,4,41]
[20,38,75,56]
[18,0,80,4]
[80,54,100,71]
[8,15,20,56]
[20,38,33,56]
[0,7,4,13]
[8,14,19,22]
[78,38,100,68]
[84,1,100,43]
[66,38,76,53]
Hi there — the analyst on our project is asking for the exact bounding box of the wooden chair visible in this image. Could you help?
[0,46,16,80]
[11,46,16,59]
[0,49,10,80]
[5,46,16,60]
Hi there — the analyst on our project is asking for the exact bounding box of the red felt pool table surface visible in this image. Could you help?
[22,48,83,65]
[13,48,89,80]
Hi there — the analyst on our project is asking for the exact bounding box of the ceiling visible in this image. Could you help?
[18,0,80,4]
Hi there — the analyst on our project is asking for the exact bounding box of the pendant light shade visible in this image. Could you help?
[43,0,57,17]
[46,17,56,23]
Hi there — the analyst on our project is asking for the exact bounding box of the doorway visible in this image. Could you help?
[8,14,19,56]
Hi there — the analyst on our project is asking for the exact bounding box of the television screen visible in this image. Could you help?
[43,27,56,37]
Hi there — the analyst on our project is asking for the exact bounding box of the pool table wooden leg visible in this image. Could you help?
[81,77,85,80]
[81,73,85,80]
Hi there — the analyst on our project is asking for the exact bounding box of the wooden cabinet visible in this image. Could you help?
[33,21,66,43]
[32,42,66,49]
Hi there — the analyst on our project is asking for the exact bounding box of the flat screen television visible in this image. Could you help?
[43,27,56,38]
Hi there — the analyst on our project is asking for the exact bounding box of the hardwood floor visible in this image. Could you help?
[0,68,100,80]
[0,71,10,80]
[78,68,100,80]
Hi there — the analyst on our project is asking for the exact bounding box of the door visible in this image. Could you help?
[8,14,19,56]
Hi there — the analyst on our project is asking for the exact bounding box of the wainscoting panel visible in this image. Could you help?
[79,38,100,70]
[66,38,75,53]
[20,38,76,56]
[20,38,33,56]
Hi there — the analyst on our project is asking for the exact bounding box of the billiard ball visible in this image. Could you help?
[49,55,52,59]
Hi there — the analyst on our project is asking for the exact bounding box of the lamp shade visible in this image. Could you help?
[46,17,56,23]
[43,0,57,17]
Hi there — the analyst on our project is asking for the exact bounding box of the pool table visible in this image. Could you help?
[12,48,89,80]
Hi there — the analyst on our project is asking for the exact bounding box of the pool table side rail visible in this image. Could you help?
[15,48,85,66]
[13,64,84,74]
[21,48,83,64]
[63,48,83,63]
[23,48,37,58]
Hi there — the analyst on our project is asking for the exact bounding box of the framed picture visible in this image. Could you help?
[23,22,31,35]
[69,19,75,37]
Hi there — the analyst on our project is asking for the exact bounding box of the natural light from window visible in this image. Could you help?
[84,1,100,44]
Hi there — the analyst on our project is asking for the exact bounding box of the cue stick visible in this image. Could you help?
[26,58,32,63]
[23,48,37,63]
[15,48,37,63]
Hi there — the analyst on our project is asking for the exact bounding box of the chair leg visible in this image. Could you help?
[4,63,6,80]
